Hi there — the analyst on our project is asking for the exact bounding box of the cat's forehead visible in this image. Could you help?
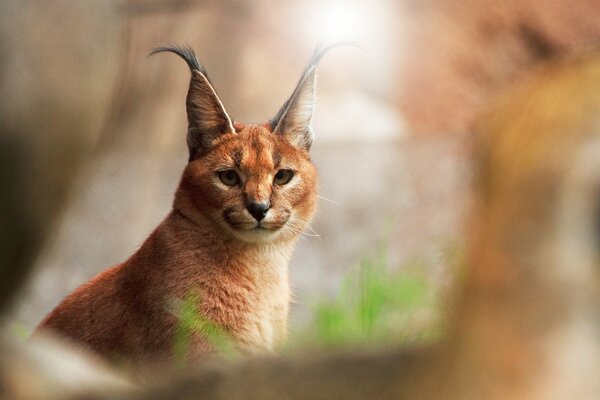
[214,124,289,170]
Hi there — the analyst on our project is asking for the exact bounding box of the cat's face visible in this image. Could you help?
[179,124,317,243]
[154,44,333,242]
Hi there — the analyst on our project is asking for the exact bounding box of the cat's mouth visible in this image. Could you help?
[222,208,290,240]
[233,220,286,232]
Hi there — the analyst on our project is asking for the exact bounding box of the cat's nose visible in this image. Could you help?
[246,201,270,222]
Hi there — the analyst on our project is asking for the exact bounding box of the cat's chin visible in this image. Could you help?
[228,226,283,243]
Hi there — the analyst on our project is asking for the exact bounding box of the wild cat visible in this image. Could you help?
[36,44,338,365]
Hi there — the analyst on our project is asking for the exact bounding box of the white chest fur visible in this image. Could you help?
[241,247,291,352]
[203,243,293,354]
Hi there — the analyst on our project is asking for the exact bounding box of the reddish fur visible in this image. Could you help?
[37,124,317,365]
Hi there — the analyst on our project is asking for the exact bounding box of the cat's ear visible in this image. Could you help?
[270,51,318,151]
[150,45,235,160]
[270,43,354,151]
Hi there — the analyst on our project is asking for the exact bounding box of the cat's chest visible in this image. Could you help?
[199,249,291,352]
[245,264,290,351]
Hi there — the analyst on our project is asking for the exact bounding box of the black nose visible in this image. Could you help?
[246,201,270,222]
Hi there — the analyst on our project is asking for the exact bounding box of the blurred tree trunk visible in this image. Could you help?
[0,0,120,313]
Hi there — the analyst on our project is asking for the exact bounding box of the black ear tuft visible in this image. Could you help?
[270,41,359,151]
[151,44,235,160]
[150,44,206,76]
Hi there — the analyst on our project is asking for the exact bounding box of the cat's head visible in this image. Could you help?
[153,45,333,243]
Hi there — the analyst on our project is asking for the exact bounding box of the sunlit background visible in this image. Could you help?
[3,0,600,347]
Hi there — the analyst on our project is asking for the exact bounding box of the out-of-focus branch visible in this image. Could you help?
[120,347,435,400]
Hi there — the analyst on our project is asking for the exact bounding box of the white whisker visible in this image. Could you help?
[286,215,322,242]
[302,232,321,238]
[303,231,322,241]
[303,225,320,236]
[316,194,341,206]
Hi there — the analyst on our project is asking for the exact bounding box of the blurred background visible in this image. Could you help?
[2,0,600,346]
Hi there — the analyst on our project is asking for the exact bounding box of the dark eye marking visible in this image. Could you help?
[272,151,282,168]
[232,149,243,168]
[217,169,240,186]
[273,169,294,185]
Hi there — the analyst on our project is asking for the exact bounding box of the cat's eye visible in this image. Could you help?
[273,169,294,185]
[218,170,240,186]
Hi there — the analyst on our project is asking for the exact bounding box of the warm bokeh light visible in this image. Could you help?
[315,1,375,42]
